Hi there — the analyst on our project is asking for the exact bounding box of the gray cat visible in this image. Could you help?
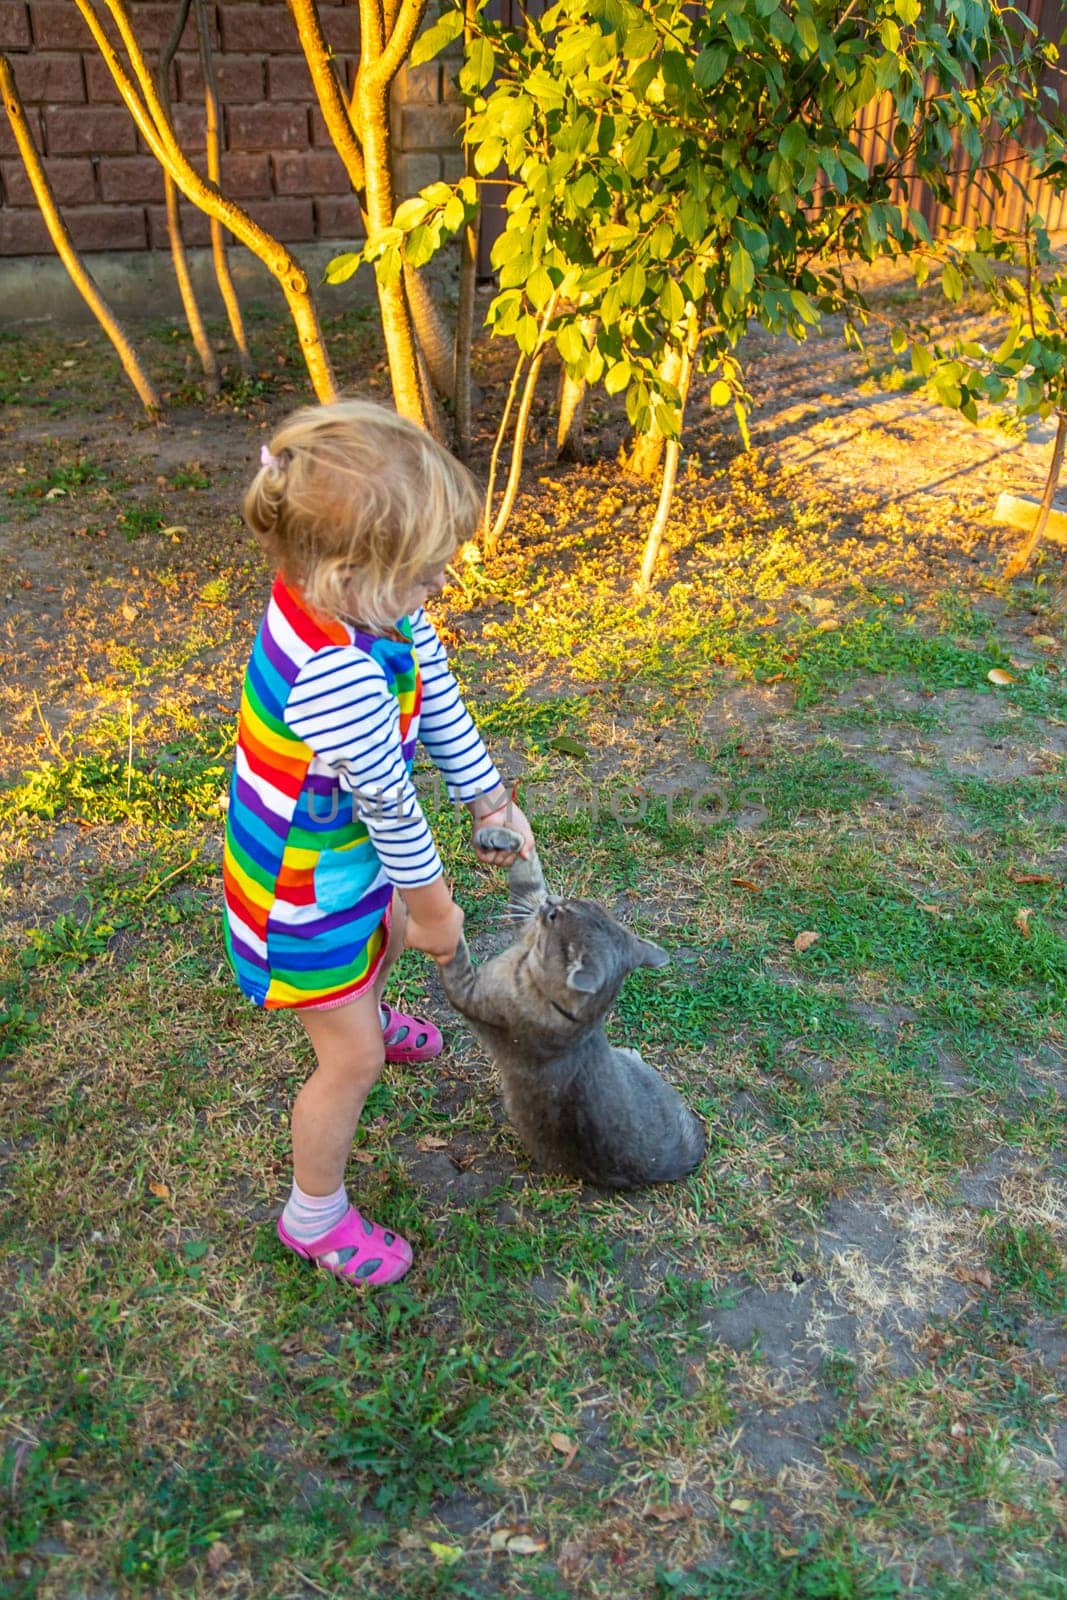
[440,826,706,1189]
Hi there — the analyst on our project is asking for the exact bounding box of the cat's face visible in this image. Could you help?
[519,895,668,1013]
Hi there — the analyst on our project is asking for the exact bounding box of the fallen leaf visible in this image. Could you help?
[729,1498,753,1513]
[490,1527,548,1555]
[548,734,589,759]
[950,1422,968,1440]
[1014,907,1032,937]
[205,1541,231,1575]
[955,1265,993,1289]
[1008,657,1033,671]
[121,603,138,623]
[1031,634,1059,649]
[416,1135,450,1151]
[814,617,839,633]
[645,1502,693,1523]
[351,1150,376,1164]
[428,1542,464,1566]
[506,1534,548,1556]
[731,877,762,893]
[549,1431,579,1468]
[148,1181,170,1200]
[755,611,777,626]
[160,525,188,537]
[987,668,1015,686]
[1009,872,1055,885]
[795,594,835,617]
[44,486,67,500]
[794,930,819,952]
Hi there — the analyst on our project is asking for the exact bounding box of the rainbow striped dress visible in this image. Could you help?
[223,576,501,1010]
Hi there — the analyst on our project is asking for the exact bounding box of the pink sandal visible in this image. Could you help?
[380,1002,443,1063]
[277,1205,413,1285]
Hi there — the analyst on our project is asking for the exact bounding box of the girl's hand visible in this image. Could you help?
[404,901,465,965]
[401,880,465,965]
[469,791,535,865]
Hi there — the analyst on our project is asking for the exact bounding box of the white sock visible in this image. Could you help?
[281,1179,349,1244]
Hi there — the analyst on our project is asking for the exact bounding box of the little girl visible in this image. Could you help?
[222,399,534,1287]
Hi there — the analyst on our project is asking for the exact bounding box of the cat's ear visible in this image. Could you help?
[566,954,604,993]
[629,934,669,970]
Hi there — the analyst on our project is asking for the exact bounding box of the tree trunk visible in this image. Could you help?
[484,293,558,558]
[1004,410,1067,580]
[556,313,598,460]
[163,172,219,393]
[452,215,478,460]
[0,54,161,416]
[358,75,431,426]
[624,343,685,480]
[636,314,699,593]
[197,0,249,373]
[404,265,455,401]
[158,0,218,393]
[75,0,337,403]
[484,345,546,558]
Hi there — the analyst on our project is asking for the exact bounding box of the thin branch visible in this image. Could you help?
[286,0,365,192]
[157,0,218,392]
[196,0,249,370]
[0,53,161,416]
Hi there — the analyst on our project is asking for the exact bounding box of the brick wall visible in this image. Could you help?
[0,0,461,256]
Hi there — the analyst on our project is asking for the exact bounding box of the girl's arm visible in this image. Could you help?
[410,608,503,805]
[411,610,535,863]
[284,644,445,888]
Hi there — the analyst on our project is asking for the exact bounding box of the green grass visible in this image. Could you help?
[1,312,1066,1598]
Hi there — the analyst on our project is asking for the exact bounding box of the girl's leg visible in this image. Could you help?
[290,891,408,1197]
[292,990,384,1196]
[280,986,412,1285]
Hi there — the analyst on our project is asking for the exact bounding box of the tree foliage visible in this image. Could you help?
[370,0,1065,573]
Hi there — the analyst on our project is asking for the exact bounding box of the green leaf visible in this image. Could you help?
[941,262,963,302]
[910,343,933,378]
[660,278,685,323]
[461,35,496,93]
[778,123,808,162]
[790,289,818,325]
[473,137,504,178]
[619,261,647,306]
[556,323,585,366]
[548,734,589,759]
[393,195,430,232]
[694,45,729,89]
[605,360,631,395]
[410,11,464,68]
[527,266,555,310]
[729,243,755,298]
[795,12,819,55]
[323,252,362,286]
[515,314,539,356]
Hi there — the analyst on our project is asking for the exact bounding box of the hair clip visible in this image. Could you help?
[260,443,281,471]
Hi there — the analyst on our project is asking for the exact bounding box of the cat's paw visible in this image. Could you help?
[473,825,524,854]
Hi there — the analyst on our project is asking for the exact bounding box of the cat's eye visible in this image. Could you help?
[546,906,558,921]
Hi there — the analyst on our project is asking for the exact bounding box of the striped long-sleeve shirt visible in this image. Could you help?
[222,575,501,1009]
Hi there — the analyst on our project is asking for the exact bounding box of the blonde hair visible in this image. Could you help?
[244,398,481,630]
